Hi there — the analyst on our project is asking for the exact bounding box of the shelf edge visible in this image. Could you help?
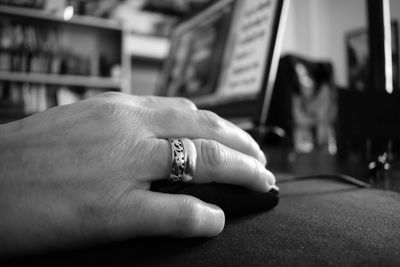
[0,5,122,31]
[0,72,121,89]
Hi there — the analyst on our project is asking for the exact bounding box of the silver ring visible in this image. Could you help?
[168,138,197,183]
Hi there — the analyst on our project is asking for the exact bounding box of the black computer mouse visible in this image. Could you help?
[151,181,279,218]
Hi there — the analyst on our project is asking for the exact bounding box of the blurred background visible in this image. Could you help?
[0,0,399,189]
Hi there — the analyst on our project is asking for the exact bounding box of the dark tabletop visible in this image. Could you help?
[5,173,400,267]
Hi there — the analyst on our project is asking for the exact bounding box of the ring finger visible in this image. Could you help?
[140,138,275,192]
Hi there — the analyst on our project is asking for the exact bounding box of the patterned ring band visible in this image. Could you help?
[168,138,197,183]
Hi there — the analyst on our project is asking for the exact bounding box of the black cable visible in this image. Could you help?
[278,173,371,188]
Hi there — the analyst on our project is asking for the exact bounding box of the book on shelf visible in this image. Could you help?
[0,0,123,21]
[0,9,121,117]
[1,81,106,114]
[0,22,93,75]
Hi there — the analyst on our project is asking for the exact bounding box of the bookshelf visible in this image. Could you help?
[0,4,127,122]
[0,5,122,30]
[0,71,121,89]
[124,33,169,95]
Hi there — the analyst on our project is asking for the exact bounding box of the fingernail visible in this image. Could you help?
[202,203,225,236]
[271,184,280,191]
[264,169,276,190]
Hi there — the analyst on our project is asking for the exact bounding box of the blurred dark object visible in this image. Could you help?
[67,0,120,18]
[0,0,45,9]
[346,20,399,92]
[143,0,213,18]
[0,99,25,124]
[0,20,91,76]
[59,52,90,76]
[268,54,337,153]
[368,152,391,179]
[0,0,121,18]
[337,90,400,165]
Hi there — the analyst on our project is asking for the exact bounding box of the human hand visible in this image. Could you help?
[0,92,275,255]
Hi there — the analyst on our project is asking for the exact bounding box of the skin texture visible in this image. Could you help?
[0,92,275,256]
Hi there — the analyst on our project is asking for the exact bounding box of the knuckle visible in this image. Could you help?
[162,108,181,122]
[175,97,197,109]
[198,110,224,130]
[199,139,227,169]
[98,91,123,99]
[91,101,122,119]
[141,96,158,106]
[88,95,141,122]
[175,196,202,235]
[137,139,166,173]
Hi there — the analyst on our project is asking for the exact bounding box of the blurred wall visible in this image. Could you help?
[281,0,366,87]
[392,0,400,20]
[391,0,400,62]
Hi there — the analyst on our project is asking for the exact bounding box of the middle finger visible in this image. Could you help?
[146,108,266,165]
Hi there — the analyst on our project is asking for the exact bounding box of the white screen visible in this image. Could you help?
[217,0,278,98]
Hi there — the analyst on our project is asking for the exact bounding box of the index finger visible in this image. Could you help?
[93,92,198,110]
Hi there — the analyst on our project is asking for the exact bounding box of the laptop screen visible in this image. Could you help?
[157,0,289,127]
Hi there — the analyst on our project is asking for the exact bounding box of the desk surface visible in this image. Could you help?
[5,174,400,267]
[267,148,400,192]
